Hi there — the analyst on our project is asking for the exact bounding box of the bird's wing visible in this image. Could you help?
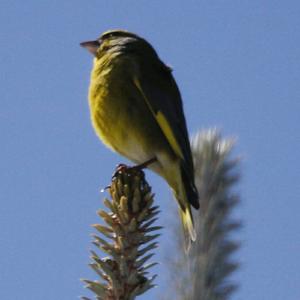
[133,62,196,194]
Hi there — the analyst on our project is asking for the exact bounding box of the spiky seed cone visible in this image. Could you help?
[165,130,241,300]
[189,130,241,300]
[82,168,161,300]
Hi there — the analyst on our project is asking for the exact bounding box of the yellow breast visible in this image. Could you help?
[89,57,120,152]
[89,56,150,160]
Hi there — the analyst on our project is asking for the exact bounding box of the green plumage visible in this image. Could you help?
[81,30,199,249]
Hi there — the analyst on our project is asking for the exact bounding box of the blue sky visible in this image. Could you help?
[1,1,299,299]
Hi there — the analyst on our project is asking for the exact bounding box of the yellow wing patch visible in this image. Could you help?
[155,111,184,160]
[133,77,184,160]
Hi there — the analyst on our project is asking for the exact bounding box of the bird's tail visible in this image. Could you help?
[161,158,198,252]
[179,204,196,252]
[175,167,198,252]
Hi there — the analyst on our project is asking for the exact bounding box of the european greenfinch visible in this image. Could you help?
[81,30,199,249]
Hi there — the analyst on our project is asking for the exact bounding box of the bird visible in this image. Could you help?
[80,29,199,249]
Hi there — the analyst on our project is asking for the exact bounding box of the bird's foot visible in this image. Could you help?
[112,157,157,179]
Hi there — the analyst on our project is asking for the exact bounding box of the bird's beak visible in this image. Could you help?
[80,40,100,56]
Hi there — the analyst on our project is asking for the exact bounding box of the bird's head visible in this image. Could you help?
[80,29,156,59]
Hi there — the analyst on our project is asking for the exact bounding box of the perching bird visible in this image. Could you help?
[81,30,199,249]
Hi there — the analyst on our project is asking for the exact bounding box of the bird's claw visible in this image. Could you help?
[111,157,157,181]
[111,163,129,179]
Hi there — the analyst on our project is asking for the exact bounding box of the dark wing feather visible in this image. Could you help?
[133,60,199,209]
